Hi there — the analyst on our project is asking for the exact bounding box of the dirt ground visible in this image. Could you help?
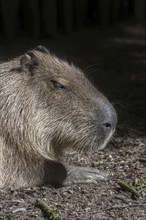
[0,21,146,220]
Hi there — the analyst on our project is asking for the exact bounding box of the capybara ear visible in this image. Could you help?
[20,51,39,72]
[35,45,49,54]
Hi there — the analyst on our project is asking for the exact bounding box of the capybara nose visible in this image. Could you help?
[102,107,117,134]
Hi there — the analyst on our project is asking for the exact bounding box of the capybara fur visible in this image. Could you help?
[0,46,117,189]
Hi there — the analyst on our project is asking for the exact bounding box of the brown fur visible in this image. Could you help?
[0,46,117,188]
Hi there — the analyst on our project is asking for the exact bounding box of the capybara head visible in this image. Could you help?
[0,46,117,161]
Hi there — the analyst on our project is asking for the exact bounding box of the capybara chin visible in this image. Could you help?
[0,45,117,189]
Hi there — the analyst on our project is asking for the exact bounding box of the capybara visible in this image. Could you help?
[0,46,117,189]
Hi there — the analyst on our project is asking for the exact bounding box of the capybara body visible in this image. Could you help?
[0,46,117,189]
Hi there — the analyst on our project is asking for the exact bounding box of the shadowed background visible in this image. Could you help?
[0,0,146,137]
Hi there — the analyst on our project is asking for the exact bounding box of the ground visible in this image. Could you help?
[0,21,146,220]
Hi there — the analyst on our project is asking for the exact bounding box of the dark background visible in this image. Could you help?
[0,0,146,136]
[0,1,145,50]
[0,0,145,41]
[0,1,146,219]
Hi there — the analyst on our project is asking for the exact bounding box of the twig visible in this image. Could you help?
[35,199,61,220]
[90,203,146,214]
[117,179,140,198]
[139,157,146,163]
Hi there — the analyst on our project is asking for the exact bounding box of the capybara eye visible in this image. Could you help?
[50,80,69,92]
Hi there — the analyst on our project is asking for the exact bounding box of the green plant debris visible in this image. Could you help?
[92,161,100,167]
[141,182,146,188]
[133,178,140,187]
[117,179,140,199]
[133,178,146,189]
[36,199,61,220]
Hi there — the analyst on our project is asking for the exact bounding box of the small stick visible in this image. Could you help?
[139,157,146,163]
[85,204,146,214]
[36,199,61,220]
[117,179,140,198]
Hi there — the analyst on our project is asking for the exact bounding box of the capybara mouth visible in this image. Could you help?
[50,124,115,158]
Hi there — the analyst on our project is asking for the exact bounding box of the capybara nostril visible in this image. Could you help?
[102,111,117,133]
[103,122,112,129]
[101,101,117,134]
